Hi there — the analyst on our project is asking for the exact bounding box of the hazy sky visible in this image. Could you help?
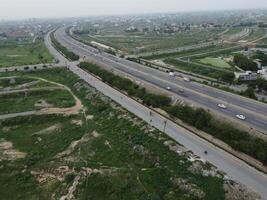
[0,0,267,20]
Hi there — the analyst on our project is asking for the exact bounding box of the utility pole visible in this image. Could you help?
[163,120,167,132]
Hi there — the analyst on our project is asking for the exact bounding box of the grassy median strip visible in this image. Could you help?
[50,31,79,61]
[79,61,267,166]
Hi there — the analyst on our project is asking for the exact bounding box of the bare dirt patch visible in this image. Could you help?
[70,120,83,127]
[55,131,100,159]
[31,123,62,136]
[38,93,83,116]
[34,99,54,108]
[171,177,205,199]
[223,180,262,200]
[0,138,26,161]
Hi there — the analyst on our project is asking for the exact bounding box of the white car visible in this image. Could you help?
[236,114,246,120]
[166,86,171,91]
[218,104,227,109]
[169,72,175,77]
[183,77,190,82]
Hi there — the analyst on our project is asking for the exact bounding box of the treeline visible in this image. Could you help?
[248,78,267,94]
[50,32,79,61]
[233,54,258,71]
[252,51,267,66]
[79,61,267,165]
[165,105,267,165]
[79,62,171,108]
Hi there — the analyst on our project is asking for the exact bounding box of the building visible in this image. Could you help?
[234,71,258,81]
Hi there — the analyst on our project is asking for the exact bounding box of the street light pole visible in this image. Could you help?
[163,120,167,132]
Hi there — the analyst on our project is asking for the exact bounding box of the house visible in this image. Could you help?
[234,71,258,81]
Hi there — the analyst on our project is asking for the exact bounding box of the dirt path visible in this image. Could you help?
[0,76,84,119]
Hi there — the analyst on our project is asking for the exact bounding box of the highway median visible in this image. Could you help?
[50,31,79,61]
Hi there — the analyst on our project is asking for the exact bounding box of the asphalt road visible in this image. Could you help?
[54,27,267,134]
[45,31,267,199]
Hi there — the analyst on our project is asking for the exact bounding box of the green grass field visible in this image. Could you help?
[199,57,232,68]
[0,39,53,67]
[0,76,76,114]
[0,68,226,200]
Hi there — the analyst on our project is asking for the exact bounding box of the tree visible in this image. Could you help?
[233,54,258,71]
[240,87,257,99]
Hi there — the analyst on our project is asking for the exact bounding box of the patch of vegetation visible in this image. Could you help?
[199,57,232,69]
[50,31,79,61]
[79,62,171,108]
[0,68,225,199]
[0,77,35,88]
[0,39,53,67]
[252,51,267,66]
[0,88,75,114]
[75,30,222,54]
[165,105,267,165]
[233,54,258,71]
[165,58,235,83]
[247,78,267,93]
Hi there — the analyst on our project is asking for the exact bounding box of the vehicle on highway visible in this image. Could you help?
[218,104,227,109]
[204,150,208,154]
[169,72,175,77]
[178,88,185,93]
[166,86,171,90]
[183,77,190,82]
[236,114,246,120]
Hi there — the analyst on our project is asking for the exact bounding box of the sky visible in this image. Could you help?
[0,0,267,20]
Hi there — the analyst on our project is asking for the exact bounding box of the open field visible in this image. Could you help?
[221,27,243,36]
[242,28,266,43]
[198,57,232,68]
[0,68,249,200]
[141,44,237,60]
[76,29,223,54]
[0,39,53,67]
[0,76,76,114]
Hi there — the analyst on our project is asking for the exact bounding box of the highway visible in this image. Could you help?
[54,27,267,135]
[44,30,267,199]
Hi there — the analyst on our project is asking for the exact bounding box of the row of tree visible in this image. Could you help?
[50,32,79,61]
[166,58,235,83]
[79,61,267,165]
[79,62,171,108]
[165,105,267,165]
[248,78,267,94]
